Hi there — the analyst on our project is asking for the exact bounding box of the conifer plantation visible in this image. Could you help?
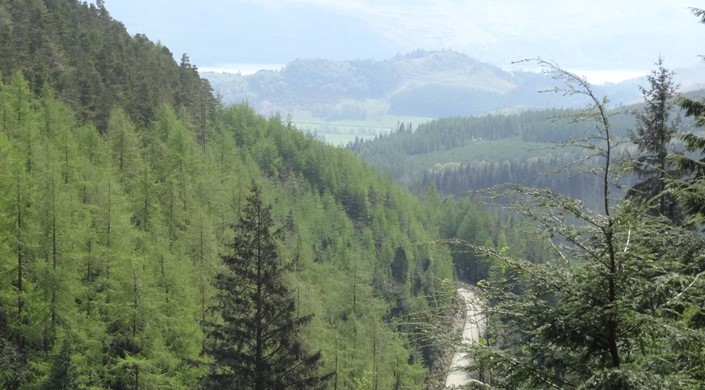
[3,1,705,389]
[0,1,478,388]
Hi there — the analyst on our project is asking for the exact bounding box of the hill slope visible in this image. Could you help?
[203,50,644,122]
[0,0,215,131]
[0,1,494,388]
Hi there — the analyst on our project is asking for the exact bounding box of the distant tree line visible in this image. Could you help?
[204,49,644,118]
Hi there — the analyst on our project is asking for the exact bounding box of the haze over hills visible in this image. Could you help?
[205,50,554,117]
[94,0,705,145]
[4,1,705,388]
[203,50,705,144]
[100,0,702,78]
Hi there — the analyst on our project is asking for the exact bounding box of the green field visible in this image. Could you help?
[290,109,433,145]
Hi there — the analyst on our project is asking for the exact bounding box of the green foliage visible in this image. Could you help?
[350,108,640,206]
[42,338,78,390]
[0,4,567,390]
[0,60,456,390]
[203,183,331,389]
[671,13,705,225]
[0,0,215,130]
[627,58,682,223]
[463,60,705,389]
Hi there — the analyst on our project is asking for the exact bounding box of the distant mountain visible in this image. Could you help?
[203,50,653,119]
[105,1,702,79]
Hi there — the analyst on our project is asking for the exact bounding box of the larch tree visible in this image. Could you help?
[202,182,331,390]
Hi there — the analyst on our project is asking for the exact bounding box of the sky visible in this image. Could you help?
[99,0,705,83]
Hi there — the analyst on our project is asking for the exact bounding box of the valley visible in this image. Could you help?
[1,1,705,389]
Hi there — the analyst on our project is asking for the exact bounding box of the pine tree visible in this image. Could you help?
[202,182,331,390]
[628,57,681,222]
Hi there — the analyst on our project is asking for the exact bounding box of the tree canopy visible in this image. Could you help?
[203,183,331,390]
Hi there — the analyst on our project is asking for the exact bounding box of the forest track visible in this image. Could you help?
[445,287,484,388]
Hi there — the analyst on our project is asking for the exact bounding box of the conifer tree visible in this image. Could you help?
[672,8,705,223]
[628,57,681,222]
[464,60,705,389]
[202,182,331,390]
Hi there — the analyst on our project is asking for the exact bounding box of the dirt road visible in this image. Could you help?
[445,287,484,388]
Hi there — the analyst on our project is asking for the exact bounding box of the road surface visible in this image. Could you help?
[445,287,484,388]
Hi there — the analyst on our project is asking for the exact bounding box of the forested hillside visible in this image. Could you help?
[349,104,699,208]
[455,55,705,388]
[204,50,643,120]
[0,0,215,131]
[10,1,705,389]
[0,1,534,388]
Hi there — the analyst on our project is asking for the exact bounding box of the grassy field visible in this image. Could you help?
[290,109,433,145]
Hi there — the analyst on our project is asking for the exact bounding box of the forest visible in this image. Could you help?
[349,13,705,389]
[2,0,705,389]
[350,96,702,209]
[0,0,537,388]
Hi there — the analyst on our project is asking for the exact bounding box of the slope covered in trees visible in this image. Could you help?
[0,0,216,131]
[349,50,705,387]
[12,1,705,389]
[349,99,702,209]
[0,1,523,388]
[0,67,484,387]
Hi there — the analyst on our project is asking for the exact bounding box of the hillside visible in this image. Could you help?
[203,50,644,123]
[202,50,658,146]
[8,2,705,389]
[348,100,700,208]
[0,1,516,388]
[0,0,216,133]
[352,84,705,189]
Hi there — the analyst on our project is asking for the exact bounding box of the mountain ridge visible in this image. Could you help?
[203,50,655,121]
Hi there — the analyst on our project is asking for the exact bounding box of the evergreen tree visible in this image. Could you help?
[465,60,705,388]
[42,339,78,390]
[628,58,682,222]
[671,132,705,223]
[202,182,331,390]
[672,8,705,224]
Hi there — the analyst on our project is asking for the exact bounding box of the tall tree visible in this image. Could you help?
[628,57,681,222]
[202,182,331,390]
[672,8,705,224]
[464,60,705,388]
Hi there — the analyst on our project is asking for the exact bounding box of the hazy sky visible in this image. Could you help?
[100,0,705,81]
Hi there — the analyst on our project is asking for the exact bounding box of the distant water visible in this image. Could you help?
[503,66,649,85]
[568,69,649,84]
[199,64,284,75]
